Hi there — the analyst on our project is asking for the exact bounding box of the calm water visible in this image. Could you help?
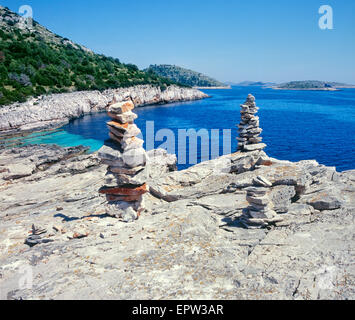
[8,86,355,172]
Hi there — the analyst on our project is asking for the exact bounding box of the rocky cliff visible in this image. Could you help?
[0,145,354,300]
[0,85,208,135]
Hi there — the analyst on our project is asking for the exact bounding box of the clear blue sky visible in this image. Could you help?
[2,0,355,83]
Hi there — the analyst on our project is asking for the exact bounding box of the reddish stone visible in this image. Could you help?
[262,160,273,166]
[72,232,89,239]
[108,101,134,114]
[106,194,142,202]
[119,101,135,113]
[99,183,147,196]
[107,121,129,131]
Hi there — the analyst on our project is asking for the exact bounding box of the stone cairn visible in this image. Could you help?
[236,96,283,228]
[240,176,283,229]
[98,100,148,222]
[237,94,266,152]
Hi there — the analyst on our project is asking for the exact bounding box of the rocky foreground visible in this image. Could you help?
[0,85,208,135]
[0,144,354,300]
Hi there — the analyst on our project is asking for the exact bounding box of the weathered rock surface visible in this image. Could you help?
[0,85,208,135]
[0,145,354,300]
[270,185,296,213]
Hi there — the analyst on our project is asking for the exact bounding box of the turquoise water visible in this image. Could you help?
[5,86,355,172]
[2,129,103,152]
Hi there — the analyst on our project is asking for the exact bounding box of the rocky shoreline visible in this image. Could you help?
[0,143,354,299]
[0,85,208,136]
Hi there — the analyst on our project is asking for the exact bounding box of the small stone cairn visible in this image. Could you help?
[98,100,148,222]
[240,176,283,229]
[237,94,266,152]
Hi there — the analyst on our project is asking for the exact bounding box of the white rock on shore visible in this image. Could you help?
[0,85,208,135]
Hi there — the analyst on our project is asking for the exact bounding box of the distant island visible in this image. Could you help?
[145,64,228,89]
[272,80,355,91]
[224,80,355,91]
[228,81,276,87]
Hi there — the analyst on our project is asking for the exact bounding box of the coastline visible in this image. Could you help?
[0,85,208,137]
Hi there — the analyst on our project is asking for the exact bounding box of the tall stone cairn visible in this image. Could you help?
[237,94,266,152]
[98,100,148,222]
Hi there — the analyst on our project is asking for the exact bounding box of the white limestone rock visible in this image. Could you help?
[122,148,147,168]
[0,85,208,135]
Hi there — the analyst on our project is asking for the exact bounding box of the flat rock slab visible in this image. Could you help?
[243,143,266,152]
[108,111,137,124]
[307,194,342,211]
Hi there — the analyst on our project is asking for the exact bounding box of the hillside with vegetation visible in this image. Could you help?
[0,6,178,106]
[145,64,226,88]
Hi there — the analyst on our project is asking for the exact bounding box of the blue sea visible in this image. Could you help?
[6,86,355,172]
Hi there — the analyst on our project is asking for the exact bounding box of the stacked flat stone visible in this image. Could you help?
[98,100,148,222]
[240,176,283,229]
[237,94,266,152]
